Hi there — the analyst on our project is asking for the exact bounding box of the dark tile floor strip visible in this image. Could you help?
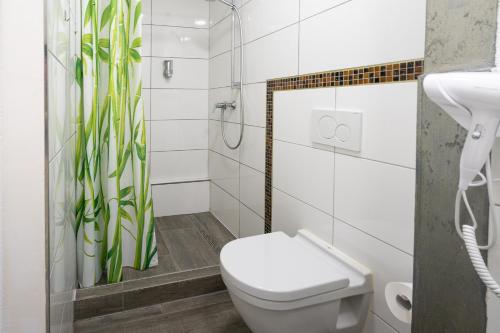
[81,213,234,287]
[74,291,251,333]
[75,213,236,322]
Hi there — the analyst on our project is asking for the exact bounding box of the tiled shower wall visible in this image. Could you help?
[208,2,424,229]
[209,1,425,332]
[47,0,79,331]
[143,0,210,217]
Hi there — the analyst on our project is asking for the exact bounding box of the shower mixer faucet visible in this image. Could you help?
[215,101,237,110]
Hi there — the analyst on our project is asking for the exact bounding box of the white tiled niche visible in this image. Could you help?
[143,0,210,216]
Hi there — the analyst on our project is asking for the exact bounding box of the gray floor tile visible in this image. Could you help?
[122,266,220,291]
[123,315,185,333]
[74,293,124,321]
[123,273,225,310]
[160,291,231,315]
[74,305,163,332]
[156,215,198,231]
[75,292,249,333]
[86,212,225,288]
[193,213,235,254]
[123,254,179,281]
[156,225,170,255]
[161,227,219,271]
[179,303,244,332]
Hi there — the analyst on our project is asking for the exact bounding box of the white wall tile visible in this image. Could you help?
[152,0,209,28]
[209,0,232,27]
[209,0,248,26]
[142,57,151,88]
[240,204,265,237]
[209,52,232,88]
[151,150,208,183]
[209,151,240,198]
[272,188,334,243]
[209,86,241,123]
[241,0,299,43]
[274,88,335,147]
[334,219,412,333]
[152,26,209,59]
[151,89,208,120]
[48,141,76,300]
[146,120,152,151]
[47,0,70,66]
[209,16,232,58]
[244,24,299,83]
[240,125,265,172]
[336,83,418,168]
[151,120,208,151]
[143,89,151,120]
[210,182,240,236]
[363,312,398,333]
[151,57,208,89]
[273,140,334,215]
[334,153,415,255]
[153,182,210,216]
[300,0,351,20]
[209,120,240,161]
[142,25,152,57]
[299,0,426,74]
[239,164,265,218]
[243,83,266,127]
[48,53,70,161]
[142,0,151,25]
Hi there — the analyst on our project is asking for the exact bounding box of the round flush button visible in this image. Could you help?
[335,124,351,142]
[318,116,337,139]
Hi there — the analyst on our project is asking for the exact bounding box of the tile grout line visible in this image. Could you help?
[332,88,337,245]
[299,0,354,23]
[297,0,301,76]
[210,180,264,221]
[272,186,334,218]
[273,138,416,171]
[264,59,424,233]
[148,0,153,169]
[334,216,413,257]
[208,148,264,175]
[370,310,400,333]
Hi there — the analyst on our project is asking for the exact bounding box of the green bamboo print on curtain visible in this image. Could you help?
[75,0,157,287]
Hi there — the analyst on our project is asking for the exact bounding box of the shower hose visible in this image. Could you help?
[219,1,245,150]
[455,157,500,297]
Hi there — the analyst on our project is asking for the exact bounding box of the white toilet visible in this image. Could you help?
[220,229,373,333]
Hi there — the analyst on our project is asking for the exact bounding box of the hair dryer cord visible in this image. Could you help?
[455,157,500,297]
[462,225,500,296]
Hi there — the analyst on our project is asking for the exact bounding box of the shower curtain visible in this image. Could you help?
[75,0,157,287]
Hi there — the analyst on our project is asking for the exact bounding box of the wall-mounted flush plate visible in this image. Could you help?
[311,109,362,151]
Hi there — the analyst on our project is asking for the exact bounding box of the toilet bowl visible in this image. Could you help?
[220,229,373,333]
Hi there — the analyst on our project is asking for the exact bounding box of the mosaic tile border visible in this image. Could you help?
[264,59,424,233]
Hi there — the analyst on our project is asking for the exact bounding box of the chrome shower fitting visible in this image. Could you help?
[212,0,244,150]
[215,102,237,110]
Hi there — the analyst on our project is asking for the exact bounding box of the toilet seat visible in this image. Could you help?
[220,230,372,310]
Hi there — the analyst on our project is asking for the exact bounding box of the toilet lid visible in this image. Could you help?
[220,232,350,302]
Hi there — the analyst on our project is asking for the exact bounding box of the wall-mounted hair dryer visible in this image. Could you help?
[424,71,500,297]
